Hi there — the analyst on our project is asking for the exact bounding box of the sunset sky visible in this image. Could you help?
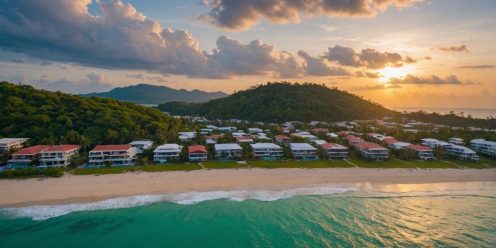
[0,0,495,109]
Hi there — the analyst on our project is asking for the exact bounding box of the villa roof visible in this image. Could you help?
[354,142,386,150]
[320,143,347,150]
[12,145,51,155]
[406,144,432,152]
[345,135,364,143]
[384,137,399,145]
[42,145,80,152]
[188,145,207,154]
[275,134,290,140]
[91,145,132,152]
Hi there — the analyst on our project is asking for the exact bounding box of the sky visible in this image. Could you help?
[0,0,495,109]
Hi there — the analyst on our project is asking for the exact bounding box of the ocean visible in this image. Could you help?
[1,183,495,248]
[394,107,496,119]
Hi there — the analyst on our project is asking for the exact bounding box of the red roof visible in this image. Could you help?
[206,134,223,139]
[345,135,364,143]
[384,137,399,145]
[354,142,386,150]
[43,145,80,152]
[12,145,50,155]
[407,144,433,152]
[312,128,328,133]
[275,135,290,140]
[91,145,132,152]
[188,145,207,153]
[236,136,253,141]
[321,143,346,150]
[338,131,349,136]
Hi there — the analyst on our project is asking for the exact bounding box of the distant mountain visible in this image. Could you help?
[158,82,398,122]
[82,84,228,104]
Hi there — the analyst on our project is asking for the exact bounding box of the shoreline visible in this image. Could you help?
[1,168,495,207]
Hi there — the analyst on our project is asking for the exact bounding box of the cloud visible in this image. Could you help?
[297,50,350,76]
[0,72,114,94]
[355,71,382,78]
[388,74,473,85]
[126,74,145,80]
[350,84,401,91]
[439,45,468,52]
[322,45,416,69]
[456,64,495,69]
[0,0,356,80]
[200,0,421,30]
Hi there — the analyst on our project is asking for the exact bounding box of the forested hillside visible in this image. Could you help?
[159,82,397,122]
[0,82,181,146]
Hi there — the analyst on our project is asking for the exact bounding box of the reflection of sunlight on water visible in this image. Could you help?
[355,181,496,197]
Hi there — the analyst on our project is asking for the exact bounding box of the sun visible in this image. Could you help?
[378,65,412,83]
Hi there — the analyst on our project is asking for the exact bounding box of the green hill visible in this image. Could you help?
[0,82,181,146]
[82,84,227,105]
[158,82,397,122]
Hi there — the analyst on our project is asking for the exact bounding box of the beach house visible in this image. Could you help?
[320,143,348,159]
[448,138,464,145]
[353,142,389,161]
[0,138,29,153]
[214,143,243,160]
[250,143,283,160]
[153,144,183,163]
[421,138,450,149]
[188,145,208,162]
[7,145,50,168]
[235,136,254,144]
[248,128,263,134]
[345,135,365,146]
[470,139,496,157]
[129,140,153,153]
[179,132,196,142]
[274,135,291,145]
[406,144,434,160]
[39,145,80,167]
[384,138,411,150]
[445,145,479,161]
[289,143,318,160]
[88,145,138,167]
[206,134,224,144]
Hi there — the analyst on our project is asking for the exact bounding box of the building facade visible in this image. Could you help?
[214,143,243,160]
[154,144,183,163]
[320,143,348,159]
[7,145,50,168]
[290,143,318,160]
[88,145,138,167]
[39,145,80,167]
[470,139,496,157]
[250,143,283,160]
[0,138,29,153]
[353,142,389,161]
[188,145,208,162]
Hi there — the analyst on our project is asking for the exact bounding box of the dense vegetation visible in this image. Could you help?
[159,82,397,122]
[0,82,181,147]
[82,83,227,104]
[402,111,496,129]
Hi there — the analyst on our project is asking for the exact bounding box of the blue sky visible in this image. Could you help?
[0,0,495,108]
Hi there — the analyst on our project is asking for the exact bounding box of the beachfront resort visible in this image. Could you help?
[1,116,495,172]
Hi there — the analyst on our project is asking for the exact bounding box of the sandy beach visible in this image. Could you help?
[0,168,495,207]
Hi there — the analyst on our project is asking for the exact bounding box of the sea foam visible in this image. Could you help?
[1,186,357,220]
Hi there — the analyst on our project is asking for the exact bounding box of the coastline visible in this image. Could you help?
[1,168,495,207]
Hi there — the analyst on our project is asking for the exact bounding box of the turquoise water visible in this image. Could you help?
[1,188,495,247]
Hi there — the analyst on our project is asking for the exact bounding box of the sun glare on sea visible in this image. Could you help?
[378,65,411,83]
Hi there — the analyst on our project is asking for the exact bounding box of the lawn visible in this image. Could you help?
[250,160,354,169]
[72,166,133,175]
[140,164,202,172]
[203,161,247,169]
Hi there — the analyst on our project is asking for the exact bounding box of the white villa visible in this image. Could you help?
[448,138,464,145]
[274,135,291,145]
[215,143,243,160]
[250,143,283,160]
[290,143,318,160]
[7,145,50,168]
[179,132,196,142]
[320,143,348,159]
[154,144,183,163]
[248,128,263,134]
[384,138,410,150]
[188,145,208,162]
[470,139,496,157]
[129,140,153,153]
[39,145,80,167]
[354,142,389,161]
[0,138,29,153]
[445,144,479,161]
[406,144,435,160]
[88,145,138,167]
[421,138,451,149]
